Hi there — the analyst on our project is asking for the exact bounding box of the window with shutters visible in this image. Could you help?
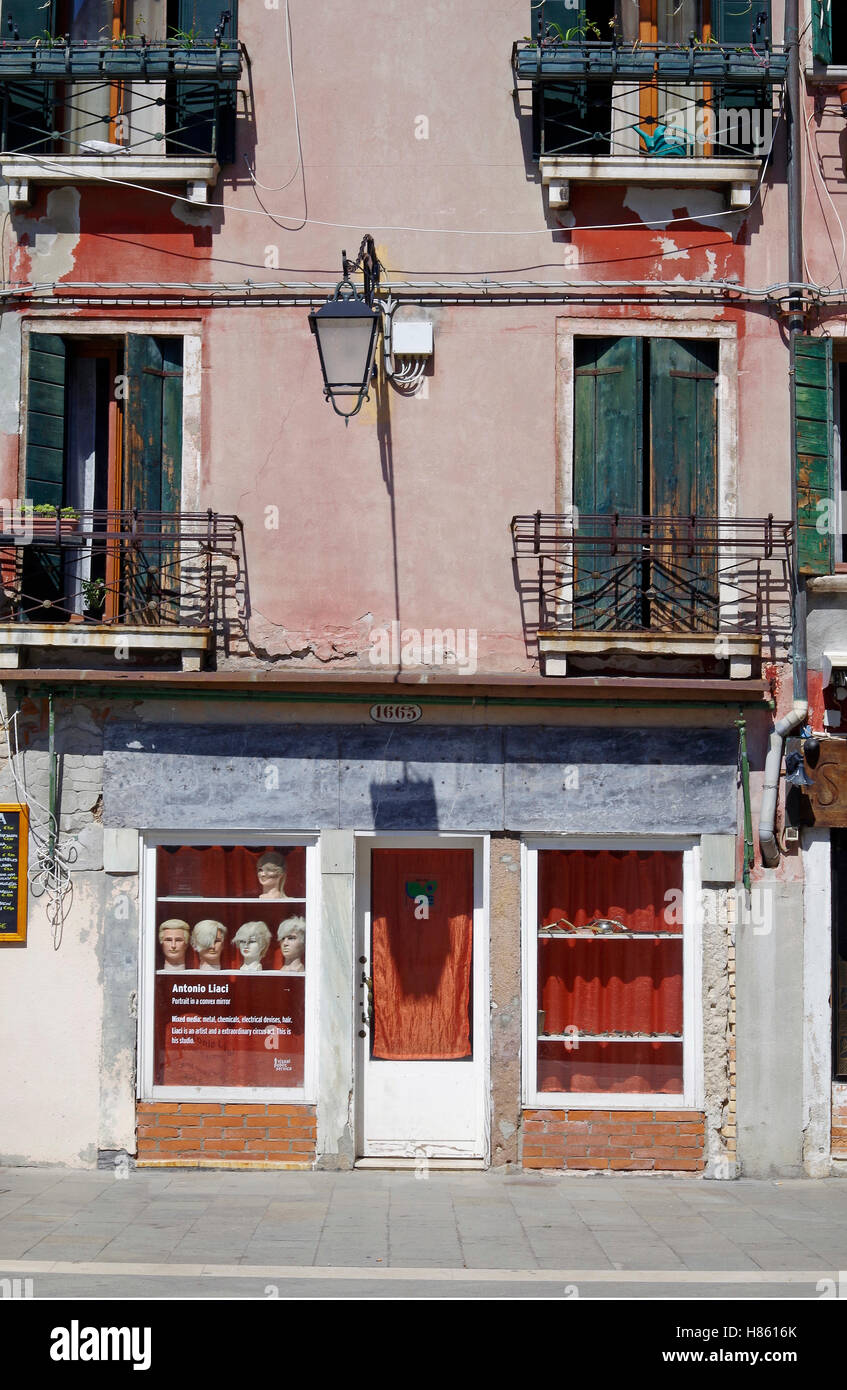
[572,334,719,632]
[15,330,185,625]
[0,0,241,207]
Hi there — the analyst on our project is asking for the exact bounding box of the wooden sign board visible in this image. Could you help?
[788,739,847,828]
[0,804,28,944]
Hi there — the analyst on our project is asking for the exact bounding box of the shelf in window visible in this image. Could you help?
[538,1033,683,1043]
[157,896,306,904]
[537,930,681,939]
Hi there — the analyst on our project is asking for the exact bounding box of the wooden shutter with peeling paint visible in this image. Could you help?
[794,336,834,576]
[22,333,66,614]
[813,0,833,64]
[123,336,183,623]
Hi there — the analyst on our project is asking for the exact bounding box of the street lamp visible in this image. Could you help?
[309,236,434,421]
[308,279,381,422]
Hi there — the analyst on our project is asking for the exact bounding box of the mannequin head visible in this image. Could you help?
[191,919,227,970]
[277,916,306,973]
[158,919,190,970]
[256,851,287,900]
[234,920,272,972]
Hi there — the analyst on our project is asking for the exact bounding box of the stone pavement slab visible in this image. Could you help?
[0,1168,844,1298]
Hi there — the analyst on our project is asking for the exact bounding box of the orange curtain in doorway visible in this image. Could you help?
[371,848,474,1061]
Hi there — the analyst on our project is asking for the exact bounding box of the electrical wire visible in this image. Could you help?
[0,696,75,950]
[16,98,782,241]
[803,97,847,292]
[242,0,304,195]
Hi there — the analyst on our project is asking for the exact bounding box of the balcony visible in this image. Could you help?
[0,510,246,671]
[511,38,788,208]
[0,38,244,205]
[511,513,794,679]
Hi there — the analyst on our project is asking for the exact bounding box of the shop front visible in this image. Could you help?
[95,712,741,1173]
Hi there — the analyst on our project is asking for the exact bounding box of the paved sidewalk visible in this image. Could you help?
[1,1168,846,1298]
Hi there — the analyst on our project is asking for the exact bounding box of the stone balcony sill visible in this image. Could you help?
[539,629,761,679]
[0,623,211,672]
[539,154,764,209]
[0,154,220,206]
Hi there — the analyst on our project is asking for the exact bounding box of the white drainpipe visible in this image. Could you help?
[759,699,807,867]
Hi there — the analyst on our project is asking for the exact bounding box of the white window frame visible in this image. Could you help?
[522,836,704,1110]
[138,831,321,1104]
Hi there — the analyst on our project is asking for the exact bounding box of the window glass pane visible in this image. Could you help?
[70,0,117,41]
[153,844,308,1089]
[656,0,700,43]
[537,849,684,1095]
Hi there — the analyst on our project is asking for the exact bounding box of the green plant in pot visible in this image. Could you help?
[26,503,80,537]
[81,576,106,615]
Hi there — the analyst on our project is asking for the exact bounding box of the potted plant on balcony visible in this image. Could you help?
[25,504,80,539]
[80,576,106,620]
[614,39,658,79]
[0,40,34,75]
[657,42,692,79]
[102,32,145,76]
[691,37,728,80]
[726,43,770,83]
[170,25,240,78]
[33,33,69,77]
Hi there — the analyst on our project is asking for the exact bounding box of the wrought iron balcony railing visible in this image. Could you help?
[0,38,243,160]
[512,39,787,161]
[0,509,247,636]
[511,512,794,654]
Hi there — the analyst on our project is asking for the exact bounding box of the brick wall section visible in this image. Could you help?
[522,1110,706,1171]
[136,1103,316,1164]
[833,1085,847,1158]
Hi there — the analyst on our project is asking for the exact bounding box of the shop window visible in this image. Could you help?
[525,843,699,1104]
[143,839,316,1098]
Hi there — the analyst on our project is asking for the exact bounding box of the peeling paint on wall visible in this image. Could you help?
[11,187,81,282]
[623,186,745,240]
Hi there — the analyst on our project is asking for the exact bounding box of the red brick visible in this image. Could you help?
[245,1138,296,1151]
[658,1158,705,1171]
[522,1143,545,1156]
[288,1140,317,1154]
[178,1103,223,1116]
[661,1111,702,1122]
[221,1104,267,1116]
[610,1158,654,1170]
[565,1110,610,1121]
[137,1125,179,1139]
[611,1110,654,1121]
[221,1126,248,1139]
[566,1158,609,1169]
[267,1105,314,1118]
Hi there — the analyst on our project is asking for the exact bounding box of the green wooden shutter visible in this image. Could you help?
[794,335,834,576]
[25,333,65,511]
[649,338,718,630]
[124,336,183,623]
[1,0,56,38]
[124,336,183,514]
[573,337,643,628]
[712,0,771,44]
[813,0,833,64]
[170,0,238,163]
[536,1,584,43]
[22,333,66,614]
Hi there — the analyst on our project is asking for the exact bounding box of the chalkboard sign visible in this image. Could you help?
[0,805,28,943]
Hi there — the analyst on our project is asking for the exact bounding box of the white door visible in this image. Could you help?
[357,838,487,1160]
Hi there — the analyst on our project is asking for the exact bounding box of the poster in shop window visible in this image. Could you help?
[153,844,307,1088]
[0,804,28,945]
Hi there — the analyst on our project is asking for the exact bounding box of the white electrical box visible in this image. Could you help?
[392,320,433,356]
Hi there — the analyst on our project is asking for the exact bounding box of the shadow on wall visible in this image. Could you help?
[369,768,439,830]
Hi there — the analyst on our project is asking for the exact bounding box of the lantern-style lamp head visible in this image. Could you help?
[309,279,382,421]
